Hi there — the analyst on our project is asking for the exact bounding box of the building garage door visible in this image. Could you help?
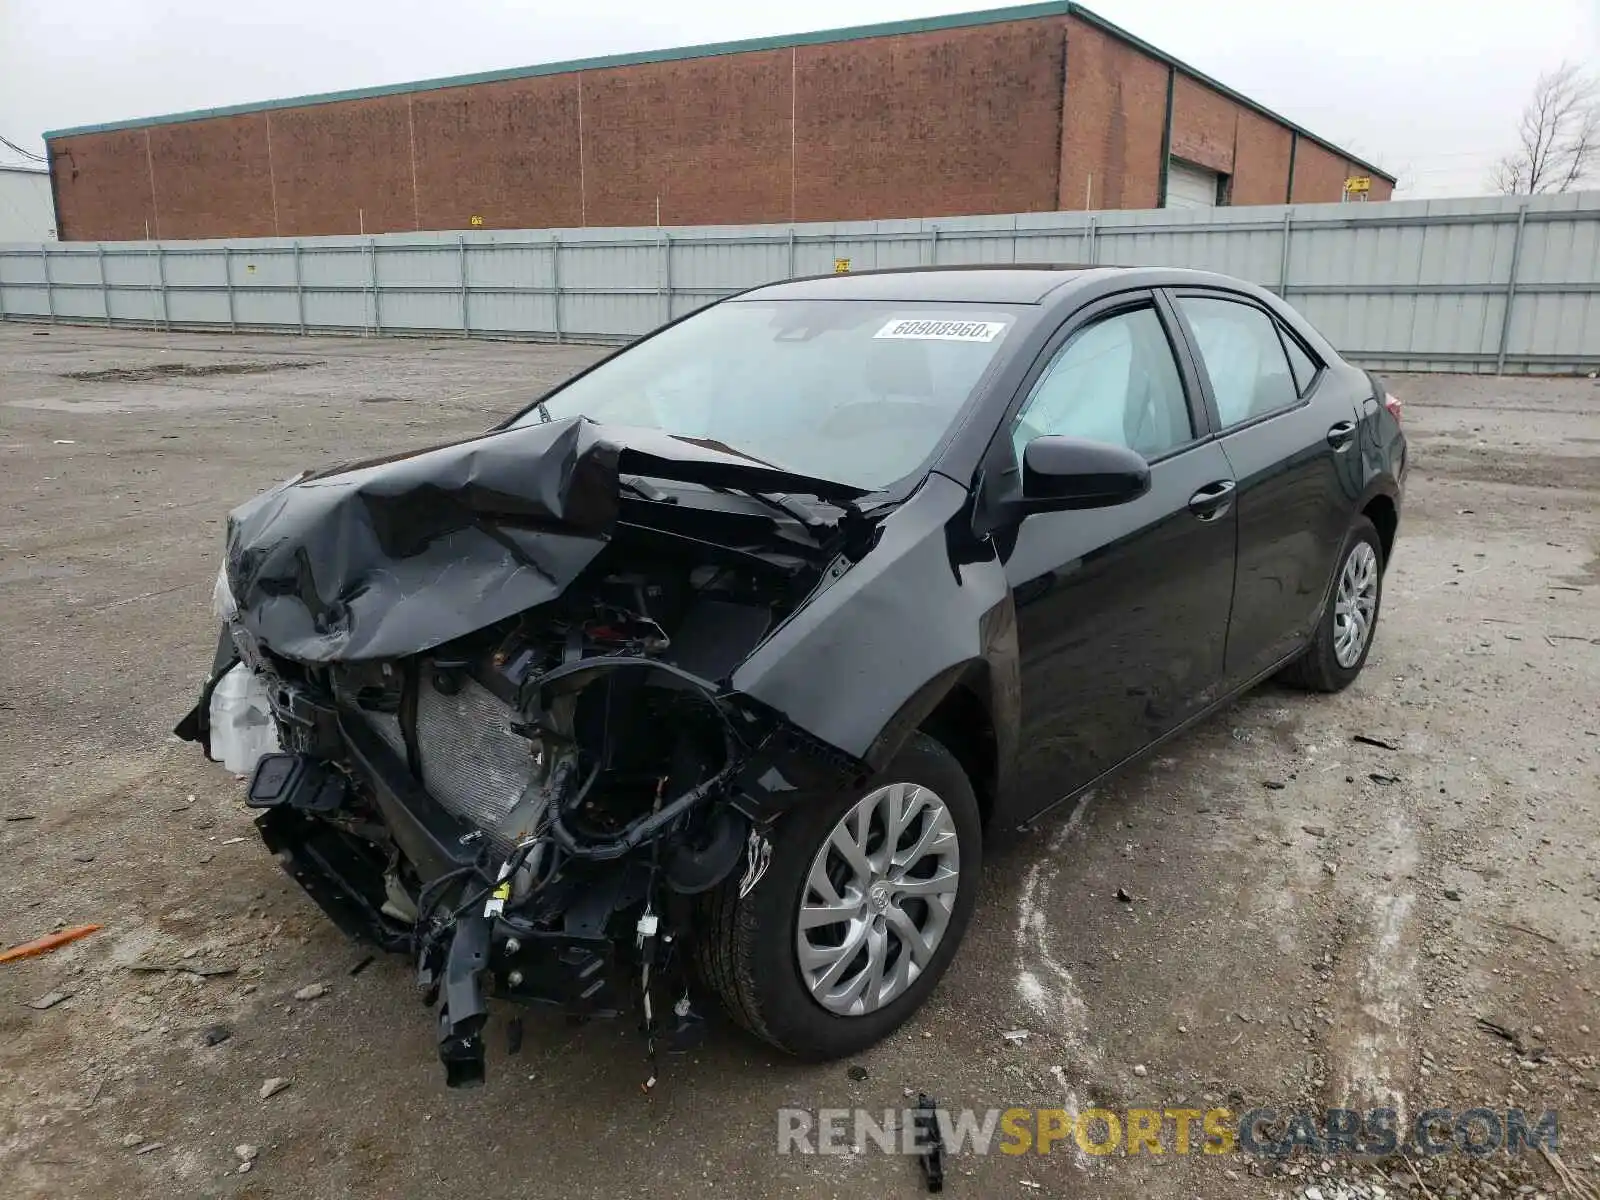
[1165,160,1220,209]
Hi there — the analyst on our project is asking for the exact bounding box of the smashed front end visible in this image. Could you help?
[176,416,872,1087]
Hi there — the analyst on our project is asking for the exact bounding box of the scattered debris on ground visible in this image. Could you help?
[127,959,237,978]
[0,924,101,964]
[1351,734,1401,751]
[259,1077,291,1100]
[913,1093,946,1194]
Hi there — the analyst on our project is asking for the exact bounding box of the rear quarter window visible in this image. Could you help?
[1277,326,1322,397]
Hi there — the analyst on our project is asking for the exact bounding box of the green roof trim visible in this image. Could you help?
[43,1,1391,183]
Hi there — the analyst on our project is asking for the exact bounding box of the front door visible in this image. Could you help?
[998,294,1238,819]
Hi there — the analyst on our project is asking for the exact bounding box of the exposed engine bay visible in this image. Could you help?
[179,416,893,1087]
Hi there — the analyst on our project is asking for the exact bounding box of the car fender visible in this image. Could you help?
[1358,473,1401,512]
[1301,473,1402,634]
[732,472,1018,781]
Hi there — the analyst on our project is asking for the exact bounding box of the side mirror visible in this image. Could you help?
[1020,435,1151,511]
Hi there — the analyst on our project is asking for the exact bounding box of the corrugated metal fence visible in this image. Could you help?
[3,192,1597,373]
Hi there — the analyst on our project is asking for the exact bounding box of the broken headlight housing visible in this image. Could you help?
[213,562,265,670]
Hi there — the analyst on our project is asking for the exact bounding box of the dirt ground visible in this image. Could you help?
[1,323,1596,1200]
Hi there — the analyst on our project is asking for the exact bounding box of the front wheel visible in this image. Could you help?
[1281,516,1384,693]
[696,732,982,1059]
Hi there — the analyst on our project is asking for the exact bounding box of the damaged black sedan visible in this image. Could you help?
[177,265,1406,1086]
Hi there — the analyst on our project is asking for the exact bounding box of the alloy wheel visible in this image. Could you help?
[1333,540,1379,668]
[796,782,961,1016]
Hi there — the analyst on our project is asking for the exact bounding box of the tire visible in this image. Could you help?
[696,732,982,1059]
[1281,516,1384,693]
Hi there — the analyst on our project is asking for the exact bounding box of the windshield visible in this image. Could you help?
[513,299,1023,490]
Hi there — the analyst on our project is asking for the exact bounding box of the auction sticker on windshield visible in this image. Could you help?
[874,318,1008,342]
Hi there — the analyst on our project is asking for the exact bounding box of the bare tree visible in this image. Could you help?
[1491,63,1600,194]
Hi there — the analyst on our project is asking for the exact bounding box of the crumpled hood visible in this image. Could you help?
[222,415,861,664]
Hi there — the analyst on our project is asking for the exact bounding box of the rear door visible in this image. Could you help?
[998,291,1238,816]
[1166,290,1362,684]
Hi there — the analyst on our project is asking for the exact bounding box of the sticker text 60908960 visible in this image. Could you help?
[874,318,1007,343]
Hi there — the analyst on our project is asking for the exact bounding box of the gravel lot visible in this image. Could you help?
[1,324,1596,1200]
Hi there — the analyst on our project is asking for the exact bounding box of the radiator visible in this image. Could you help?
[413,673,536,839]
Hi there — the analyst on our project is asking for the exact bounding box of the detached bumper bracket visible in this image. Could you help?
[337,712,477,881]
[438,914,491,1088]
[246,753,348,812]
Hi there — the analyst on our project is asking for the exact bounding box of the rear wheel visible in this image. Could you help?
[1281,516,1383,692]
[696,733,981,1059]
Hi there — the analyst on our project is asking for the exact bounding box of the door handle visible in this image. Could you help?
[1187,479,1236,521]
[1327,420,1357,451]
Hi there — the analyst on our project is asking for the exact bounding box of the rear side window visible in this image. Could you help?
[1177,296,1300,427]
[1278,326,1321,396]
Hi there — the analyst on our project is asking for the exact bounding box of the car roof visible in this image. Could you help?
[740,265,1120,305]
[738,264,1253,305]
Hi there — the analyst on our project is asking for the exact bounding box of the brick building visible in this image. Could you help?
[43,3,1393,242]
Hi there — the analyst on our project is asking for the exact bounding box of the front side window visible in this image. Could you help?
[1176,296,1300,427]
[1011,305,1193,463]
[513,300,1022,490]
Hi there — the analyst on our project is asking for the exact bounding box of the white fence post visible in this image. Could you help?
[40,246,54,324]
[661,231,672,324]
[368,239,380,334]
[551,235,562,344]
[150,243,170,331]
[224,246,237,331]
[1278,208,1294,297]
[97,243,110,325]
[458,235,469,336]
[1495,203,1529,376]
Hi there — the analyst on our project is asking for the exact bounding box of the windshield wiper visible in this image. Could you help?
[663,434,780,468]
[620,475,678,504]
[751,490,829,526]
[690,483,824,528]
[621,473,836,534]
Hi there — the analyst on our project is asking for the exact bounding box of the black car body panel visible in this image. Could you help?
[730,472,1014,765]
[222,415,867,665]
[177,264,1405,1087]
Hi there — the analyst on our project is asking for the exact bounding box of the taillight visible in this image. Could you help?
[1383,392,1402,424]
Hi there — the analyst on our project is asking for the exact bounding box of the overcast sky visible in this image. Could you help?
[2,0,1596,198]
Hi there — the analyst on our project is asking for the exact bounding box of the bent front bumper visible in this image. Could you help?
[249,752,636,1016]
[179,635,859,1089]
[250,748,656,1088]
